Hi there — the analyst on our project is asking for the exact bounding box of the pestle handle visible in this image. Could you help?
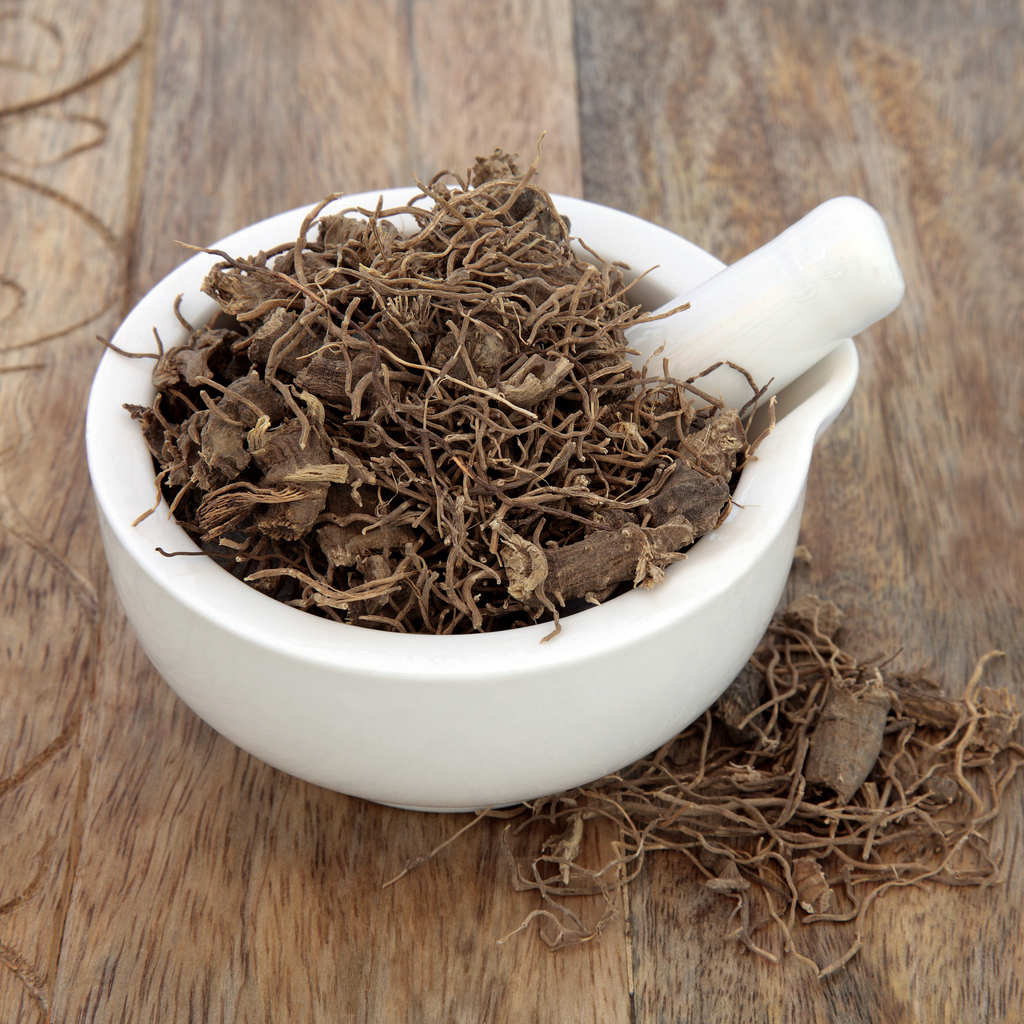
[624,196,905,409]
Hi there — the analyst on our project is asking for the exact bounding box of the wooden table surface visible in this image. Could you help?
[2,1,1022,1020]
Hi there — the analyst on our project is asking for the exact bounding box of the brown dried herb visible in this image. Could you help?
[487,594,1023,976]
[804,676,891,803]
[127,151,760,635]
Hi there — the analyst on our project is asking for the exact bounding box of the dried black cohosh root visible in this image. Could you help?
[493,595,1023,976]
[126,151,763,636]
[804,676,891,803]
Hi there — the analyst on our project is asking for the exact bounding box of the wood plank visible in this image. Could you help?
[5,0,1021,1018]
[129,0,581,296]
[407,0,582,196]
[0,1,625,1021]
[575,0,1024,1018]
[0,6,143,1017]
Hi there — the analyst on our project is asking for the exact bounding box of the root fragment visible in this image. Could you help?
[469,594,1024,974]
[805,676,891,802]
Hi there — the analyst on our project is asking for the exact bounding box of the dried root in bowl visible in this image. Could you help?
[121,150,767,636]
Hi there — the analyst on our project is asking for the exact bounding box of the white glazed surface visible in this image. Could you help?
[626,196,902,410]
[86,191,858,811]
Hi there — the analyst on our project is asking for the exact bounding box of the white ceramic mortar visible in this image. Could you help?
[86,191,877,811]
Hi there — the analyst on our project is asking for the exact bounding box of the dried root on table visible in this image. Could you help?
[122,150,767,636]
[495,594,1023,977]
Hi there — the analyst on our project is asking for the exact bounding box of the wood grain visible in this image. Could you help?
[129,0,581,297]
[1,0,1021,1020]
[1,9,141,1018]
[3,2,623,1022]
[576,0,1024,1019]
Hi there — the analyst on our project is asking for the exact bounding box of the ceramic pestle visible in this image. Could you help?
[624,196,905,410]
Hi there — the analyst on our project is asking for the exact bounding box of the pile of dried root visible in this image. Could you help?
[479,594,1023,977]
[124,152,761,635]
